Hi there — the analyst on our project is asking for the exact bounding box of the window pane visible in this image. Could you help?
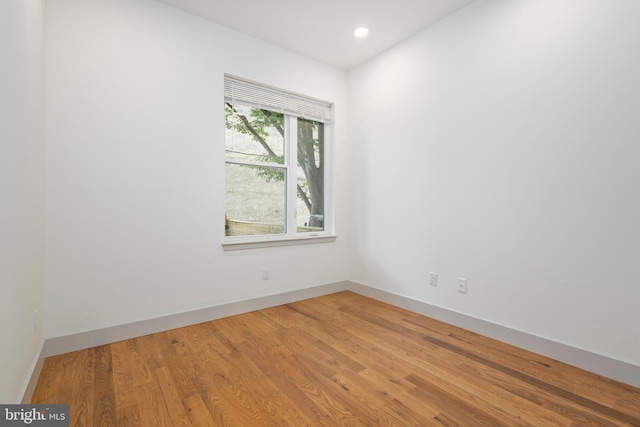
[296,118,324,232]
[225,104,284,164]
[225,163,286,236]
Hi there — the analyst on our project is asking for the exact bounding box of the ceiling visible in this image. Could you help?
[157,0,476,69]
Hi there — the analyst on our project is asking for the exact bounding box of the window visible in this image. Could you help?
[223,75,333,249]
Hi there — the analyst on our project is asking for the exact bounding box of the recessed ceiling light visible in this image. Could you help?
[353,27,369,38]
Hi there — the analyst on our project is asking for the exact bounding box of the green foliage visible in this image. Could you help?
[249,108,285,137]
[225,103,323,217]
[254,155,284,183]
[225,104,283,139]
[246,163,285,183]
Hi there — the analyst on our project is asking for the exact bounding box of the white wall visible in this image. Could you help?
[0,0,46,403]
[44,0,349,338]
[348,0,640,367]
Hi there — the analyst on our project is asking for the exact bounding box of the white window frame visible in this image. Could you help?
[222,75,335,250]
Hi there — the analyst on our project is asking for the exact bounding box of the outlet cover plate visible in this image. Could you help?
[429,272,438,286]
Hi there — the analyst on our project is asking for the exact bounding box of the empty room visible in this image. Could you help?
[2,0,639,425]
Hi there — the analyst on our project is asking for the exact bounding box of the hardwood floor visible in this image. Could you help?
[32,291,640,426]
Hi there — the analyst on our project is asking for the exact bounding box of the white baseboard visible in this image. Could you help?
[45,281,349,357]
[347,281,640,389]
[38,279,639,390]
[20,339,46,403]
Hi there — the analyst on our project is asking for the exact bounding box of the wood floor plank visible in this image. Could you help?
[153,366,193,427]
[292,344,433,426]
[70,348,95,427]
[31,354,65,404]
[110,340,138,418]
[336,292,640,425]
[406,372,517,427]
[190,347,275,426]
[423,334,640,426]
[336,295,638,426]
[247,333,339,422]
[237,338,337,426]
[126,338,155,387]
[116,403,141,427]
[93,345,117,427]
[220,337,319,426]
[32,291,640,426]
[181,393,217,427]
[150,331,197,396]
[371,297,634,409]
[134,381,174,427]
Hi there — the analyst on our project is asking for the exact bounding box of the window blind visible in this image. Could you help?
[224,75,332,124]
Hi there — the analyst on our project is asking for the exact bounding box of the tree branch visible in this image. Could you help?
[262,110,285,138]
[226,103,278,157]
[297,185,311,211]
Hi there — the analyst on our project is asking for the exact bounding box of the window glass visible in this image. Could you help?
[225,104,284,164]
[225,163,286,236]
[296,118,324,232]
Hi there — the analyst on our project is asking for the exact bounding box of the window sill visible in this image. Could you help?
[222,234,336,251]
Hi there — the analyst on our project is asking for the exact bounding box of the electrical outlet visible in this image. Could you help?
[429,272,438,286]
[34,309,39,333]
[457,278,467,293]
[261,268,270,280]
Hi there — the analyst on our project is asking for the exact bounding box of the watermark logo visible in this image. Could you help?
[0,405,69,426]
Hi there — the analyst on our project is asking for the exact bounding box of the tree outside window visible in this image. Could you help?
[224,80,329,238]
